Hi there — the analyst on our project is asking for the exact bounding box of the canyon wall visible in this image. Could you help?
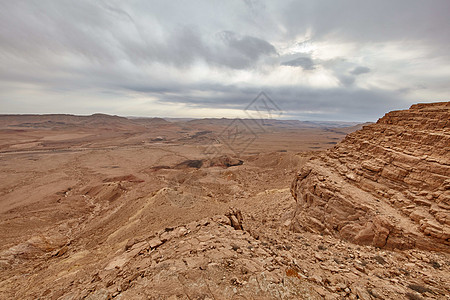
[291,102,450,251]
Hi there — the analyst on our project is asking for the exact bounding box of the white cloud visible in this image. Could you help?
[0,0,449,121]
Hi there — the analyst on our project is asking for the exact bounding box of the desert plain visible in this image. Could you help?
[0,105,449,299]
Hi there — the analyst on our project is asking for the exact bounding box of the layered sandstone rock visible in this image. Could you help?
[291,102,450,251]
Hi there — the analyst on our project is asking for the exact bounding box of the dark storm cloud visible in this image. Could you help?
[281,56,315,70]
[216,31,277,69]
[0,1,277,70]
[337,75,356,87]
[0,0,449,120]
[141,83,408,122]
[281,0,450,52]
[350,66,371,75]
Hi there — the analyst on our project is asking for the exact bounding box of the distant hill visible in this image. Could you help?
[0,114,170,131]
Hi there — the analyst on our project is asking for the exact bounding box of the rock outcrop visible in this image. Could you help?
[291,102,450,251]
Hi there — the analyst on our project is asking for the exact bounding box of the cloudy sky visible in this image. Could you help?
[0,0,449,121]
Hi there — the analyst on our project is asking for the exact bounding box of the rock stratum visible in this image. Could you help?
[291,102,450,251]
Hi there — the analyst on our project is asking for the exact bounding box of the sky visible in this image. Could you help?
[0,0,449,121]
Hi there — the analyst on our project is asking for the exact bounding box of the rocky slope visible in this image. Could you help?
[291,102,450,251]
[4,191,449,299]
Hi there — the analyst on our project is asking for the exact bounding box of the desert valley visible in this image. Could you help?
[0,102,449,299]
[2,1,450,299]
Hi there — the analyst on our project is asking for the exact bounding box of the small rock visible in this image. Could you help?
[314,253,324,261]
[52,246,68,257]
[125,239,135,251]
[148,237,163,249]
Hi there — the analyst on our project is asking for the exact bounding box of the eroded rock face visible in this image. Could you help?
[291,102,450,251]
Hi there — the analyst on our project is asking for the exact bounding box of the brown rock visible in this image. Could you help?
[291,102,450,251]
[225,207,244,230]
[148,237,164,249]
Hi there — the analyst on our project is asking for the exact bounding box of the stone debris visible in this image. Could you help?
[226,207,244,230]
[9,208,445,300]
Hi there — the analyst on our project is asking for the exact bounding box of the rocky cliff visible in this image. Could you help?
[291,102,450,251]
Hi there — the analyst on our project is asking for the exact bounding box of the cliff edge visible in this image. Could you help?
[291,102,450,251]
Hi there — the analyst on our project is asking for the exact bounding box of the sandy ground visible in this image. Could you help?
[0,114,367,299]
